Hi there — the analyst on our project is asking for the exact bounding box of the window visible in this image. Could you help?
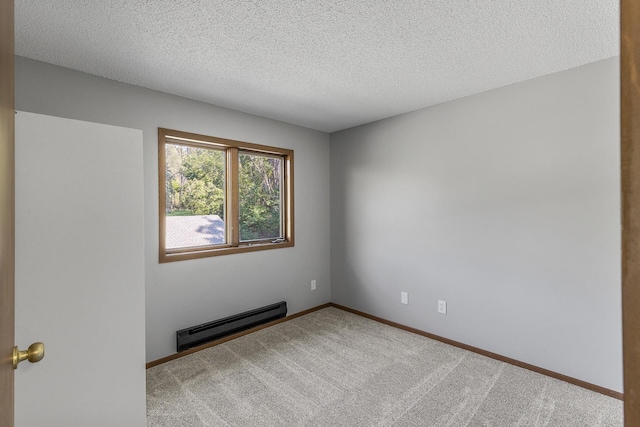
[159,128,294,262]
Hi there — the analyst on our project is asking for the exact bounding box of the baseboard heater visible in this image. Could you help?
[176,301,287,352]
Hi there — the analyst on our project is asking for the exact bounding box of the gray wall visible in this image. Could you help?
[330,58,622,392]
[16,55,622,392]
[15,57,331,362]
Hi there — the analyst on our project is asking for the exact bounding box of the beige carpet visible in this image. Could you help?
[146,307,623,426]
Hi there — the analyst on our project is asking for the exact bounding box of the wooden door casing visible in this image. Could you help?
[622,0,640,425]
[0,0,15,425]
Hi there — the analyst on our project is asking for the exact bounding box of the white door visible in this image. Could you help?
[14,112,146,426]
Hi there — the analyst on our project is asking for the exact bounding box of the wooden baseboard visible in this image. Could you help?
[329,303,623,401]
[145,303,331,369]
[145,301,623,401]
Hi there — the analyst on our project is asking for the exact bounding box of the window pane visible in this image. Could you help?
[165,143,225,249]
[239,152,283,242]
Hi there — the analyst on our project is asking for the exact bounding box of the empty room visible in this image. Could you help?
[3,0,639,426]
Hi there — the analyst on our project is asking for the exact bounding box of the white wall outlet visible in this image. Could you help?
[311,280,317,291]
[438,300,447,314]
[401,292,409,304]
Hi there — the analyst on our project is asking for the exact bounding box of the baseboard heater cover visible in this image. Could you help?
[176,301,287,352]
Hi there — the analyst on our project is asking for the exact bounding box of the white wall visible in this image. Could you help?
[15,57,331,362]
[330,58,622,392]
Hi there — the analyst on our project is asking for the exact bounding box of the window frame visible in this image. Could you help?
[158,128,294,262]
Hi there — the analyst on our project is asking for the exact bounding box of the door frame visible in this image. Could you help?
[621,0,640,424]
[0,0,15,425]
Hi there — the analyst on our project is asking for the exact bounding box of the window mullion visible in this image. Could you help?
[228,147,240,247]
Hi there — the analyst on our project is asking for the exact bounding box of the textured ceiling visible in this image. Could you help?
[15,1,619,133]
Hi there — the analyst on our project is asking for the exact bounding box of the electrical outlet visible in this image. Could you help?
[401,292,409,305]
[438,300,447,314]
[311,280,317,291]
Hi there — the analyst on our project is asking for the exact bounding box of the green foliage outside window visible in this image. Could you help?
[239,153,282,241]
[165,145,225,217]
[165,144,283,240]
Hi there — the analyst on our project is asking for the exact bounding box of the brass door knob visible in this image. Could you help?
[13,342,45,370]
